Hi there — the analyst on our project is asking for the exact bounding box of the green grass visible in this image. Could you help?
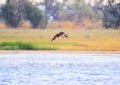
[0,41,57,50]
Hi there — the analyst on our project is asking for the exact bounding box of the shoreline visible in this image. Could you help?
[0,50,120,54]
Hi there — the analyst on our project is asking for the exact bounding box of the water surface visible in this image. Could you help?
[0,53,120,85]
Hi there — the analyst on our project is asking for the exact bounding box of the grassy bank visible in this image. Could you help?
[0,29,120,51]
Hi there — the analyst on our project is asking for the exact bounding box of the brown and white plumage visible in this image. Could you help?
[51,32,68,41]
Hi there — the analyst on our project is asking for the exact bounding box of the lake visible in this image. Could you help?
[0,53,120,85]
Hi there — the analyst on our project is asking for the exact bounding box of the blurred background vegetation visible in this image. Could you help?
[0,0,120,29]
[0,0,120,50]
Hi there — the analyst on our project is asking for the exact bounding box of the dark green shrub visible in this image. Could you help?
[1,2,19,27]
[22,2,46,28]
[102,3,120,29]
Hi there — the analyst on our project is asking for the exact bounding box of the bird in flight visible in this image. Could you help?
[51,32,68,41]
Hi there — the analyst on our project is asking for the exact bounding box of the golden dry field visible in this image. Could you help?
[0,29,120,51]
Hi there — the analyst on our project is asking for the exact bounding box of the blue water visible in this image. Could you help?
[0,53,120,85]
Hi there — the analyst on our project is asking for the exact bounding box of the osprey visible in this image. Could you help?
[51,32,68,41]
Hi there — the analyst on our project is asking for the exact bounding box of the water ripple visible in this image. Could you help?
[0,54,120,85]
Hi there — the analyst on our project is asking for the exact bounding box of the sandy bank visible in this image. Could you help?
[0,50,120,54]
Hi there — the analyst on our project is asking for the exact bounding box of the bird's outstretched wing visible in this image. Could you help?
[51,35,57,41]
